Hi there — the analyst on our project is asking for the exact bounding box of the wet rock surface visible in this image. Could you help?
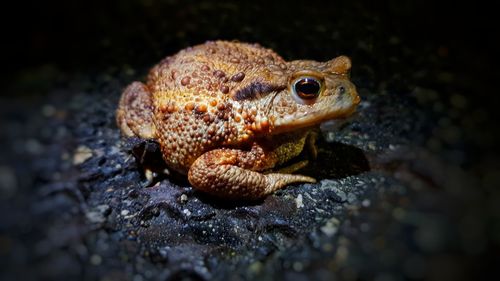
[1,1,498,281]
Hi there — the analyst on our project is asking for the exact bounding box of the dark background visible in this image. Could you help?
[1,0,499,280]
[3,0,497,91]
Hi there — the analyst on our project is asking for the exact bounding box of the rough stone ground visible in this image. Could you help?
[1,1,498,281]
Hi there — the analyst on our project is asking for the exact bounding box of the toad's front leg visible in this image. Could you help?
[187,144,315,199]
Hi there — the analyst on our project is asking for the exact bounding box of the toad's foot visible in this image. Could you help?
[188,146,316,200]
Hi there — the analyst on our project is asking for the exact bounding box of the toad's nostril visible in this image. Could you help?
[337,85,346,95]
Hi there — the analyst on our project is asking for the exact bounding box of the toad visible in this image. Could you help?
[117,41,360,199]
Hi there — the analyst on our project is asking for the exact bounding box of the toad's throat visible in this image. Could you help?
[271,106,357,134]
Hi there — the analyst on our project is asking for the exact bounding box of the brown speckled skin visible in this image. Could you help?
[117,41,360,199]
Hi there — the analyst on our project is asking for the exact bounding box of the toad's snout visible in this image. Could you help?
[332,79,359,106]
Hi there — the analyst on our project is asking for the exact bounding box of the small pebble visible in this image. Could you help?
[295,194,304,209]
[90,254,102,265]
[73,145,93,165]
[183,209,191,216]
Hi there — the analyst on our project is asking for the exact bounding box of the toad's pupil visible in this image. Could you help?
[295,78,320,99]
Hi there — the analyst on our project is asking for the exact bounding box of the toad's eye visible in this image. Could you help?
[293,77,322,100]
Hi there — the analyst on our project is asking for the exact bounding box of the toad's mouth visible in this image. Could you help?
[270,103,358,135]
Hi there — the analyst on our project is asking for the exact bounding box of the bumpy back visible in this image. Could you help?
[146,41,292,173]
[147,41,289,103]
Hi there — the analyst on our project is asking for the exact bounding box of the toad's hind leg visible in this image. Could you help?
[116,82,157,139]
[188,145,316,200]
